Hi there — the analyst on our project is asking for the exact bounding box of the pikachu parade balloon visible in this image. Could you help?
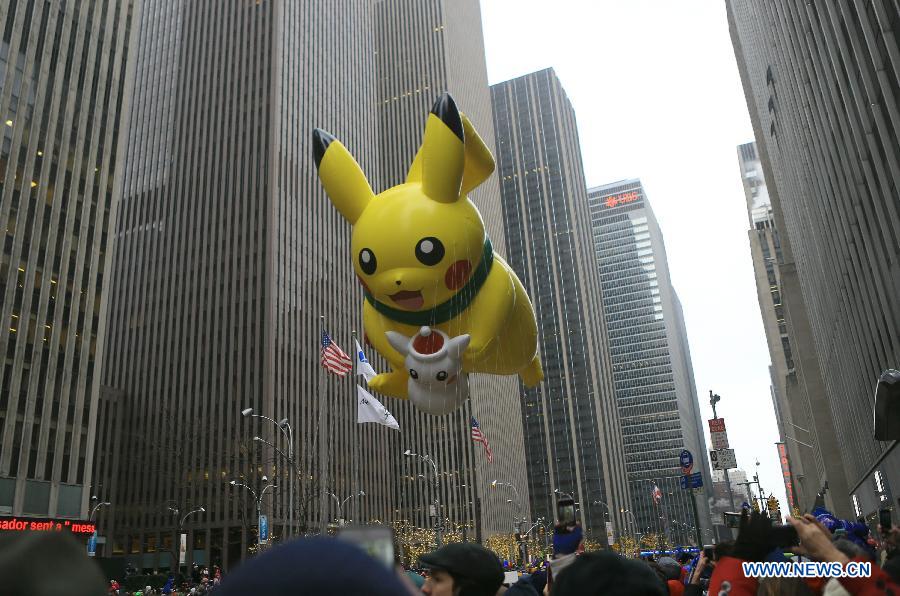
[313,93,542,410]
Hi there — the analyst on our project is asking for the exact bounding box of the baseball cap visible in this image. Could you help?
[419,542,503,590]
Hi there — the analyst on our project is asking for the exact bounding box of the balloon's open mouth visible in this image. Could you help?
[389,289,424,310]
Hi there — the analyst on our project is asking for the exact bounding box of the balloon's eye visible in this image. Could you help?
[415,237,445,266]
[359,248,377,274]
[409,369,419,380]
[436,371,448,381]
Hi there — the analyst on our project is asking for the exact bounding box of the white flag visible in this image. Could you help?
[354,339,378,383]
[357,385,399,431]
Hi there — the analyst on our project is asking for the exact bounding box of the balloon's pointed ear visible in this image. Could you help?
[419,93,465,203]
[447,334,471,360]
[386,331,410,356]
[313,128,375,224]
[459,113,495,196]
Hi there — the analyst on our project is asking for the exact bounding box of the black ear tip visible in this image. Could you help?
[430,93,464,142]
[312,128,336,169]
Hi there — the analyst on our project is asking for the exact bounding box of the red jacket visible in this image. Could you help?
[709,556,900,595]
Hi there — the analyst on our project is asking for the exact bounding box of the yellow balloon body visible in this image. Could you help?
[313,94,543,401]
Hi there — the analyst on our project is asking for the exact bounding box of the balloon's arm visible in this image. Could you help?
[465,271,515,357]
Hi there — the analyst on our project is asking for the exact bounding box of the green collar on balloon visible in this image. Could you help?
[363,237,494,327]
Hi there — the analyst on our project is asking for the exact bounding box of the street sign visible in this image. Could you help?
[710,448,737,470]
[679,449,694,475]
[710,430,729,450]
[87,531,97,557]
[259,514,269,544]
[179,533,187,564]
[680,473,703,489]
[708,418,726,433]
[605,521,614,546]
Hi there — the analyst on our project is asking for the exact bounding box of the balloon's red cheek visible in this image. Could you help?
[445,260,472,291]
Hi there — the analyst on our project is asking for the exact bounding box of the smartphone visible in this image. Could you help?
[557,495,576,527]
[768,524,799,548]
[880,508,893,532]
[337,525,395,568]
[724,512,742,529]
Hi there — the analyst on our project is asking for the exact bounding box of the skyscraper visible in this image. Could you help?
[374,0,530,538]
[0,0,135,521]
[729,1,899,518]
[736,141,850,516]
[99,0,394,569]
[491,68,630,542]
[586,179,714,545]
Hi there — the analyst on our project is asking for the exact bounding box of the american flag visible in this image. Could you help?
[652,483,662,505]
[471,417,493,463]
[321,331,352,376]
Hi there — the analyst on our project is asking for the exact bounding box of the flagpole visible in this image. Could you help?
[351,329,359,525]
[319,315,327,534]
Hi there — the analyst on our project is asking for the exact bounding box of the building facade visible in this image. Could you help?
[736,141,850,516]
[98,0,397,570]
[491,68,630,543]
[0,0,136,521]
[373,0,531,539]
[586,179,714,546]
[728,0,899,520]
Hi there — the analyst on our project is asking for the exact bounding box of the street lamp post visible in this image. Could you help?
[324,490,366,526]
[88,496,111,558]
[490,480,524,532]
[230,476,279,544]
[621,508,639,542]
[168,505,205,574]
[242,407,296,539]
[404,449,442,547]
[592,500,613,545]
[710,391,737,512]
[89,496,111,521]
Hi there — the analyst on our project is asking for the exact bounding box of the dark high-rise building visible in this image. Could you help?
[728,1,900,519]
[99,1,395,569]
[0,0,135,521]
[736,141,850,517]
[587,179,714,546]
[374,0,531,538]
[97,0,529,570]
[491,68,630,543]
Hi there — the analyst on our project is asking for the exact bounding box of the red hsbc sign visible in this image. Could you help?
[0,516,96,535]
[604,191,640,208]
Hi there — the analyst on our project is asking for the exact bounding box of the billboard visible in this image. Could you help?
[776,442,796,512]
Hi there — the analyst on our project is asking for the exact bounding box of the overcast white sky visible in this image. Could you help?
[480,0,790,515]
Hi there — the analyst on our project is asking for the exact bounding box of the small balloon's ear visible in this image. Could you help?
[386,331,410,356]
[420,93,465,203]
[312,128,375,224]
[459,113,495,196]
[447,334,471,359]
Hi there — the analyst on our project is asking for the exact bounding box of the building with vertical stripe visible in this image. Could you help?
[97,0,396,570]
[586,179,714,546]
[374,0,531,539]
[491,68,630,543]
[736,141,850,517]
[0,0,136,522]
[728,0,900,519]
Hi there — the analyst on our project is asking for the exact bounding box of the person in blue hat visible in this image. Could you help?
[216,536,416,595]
